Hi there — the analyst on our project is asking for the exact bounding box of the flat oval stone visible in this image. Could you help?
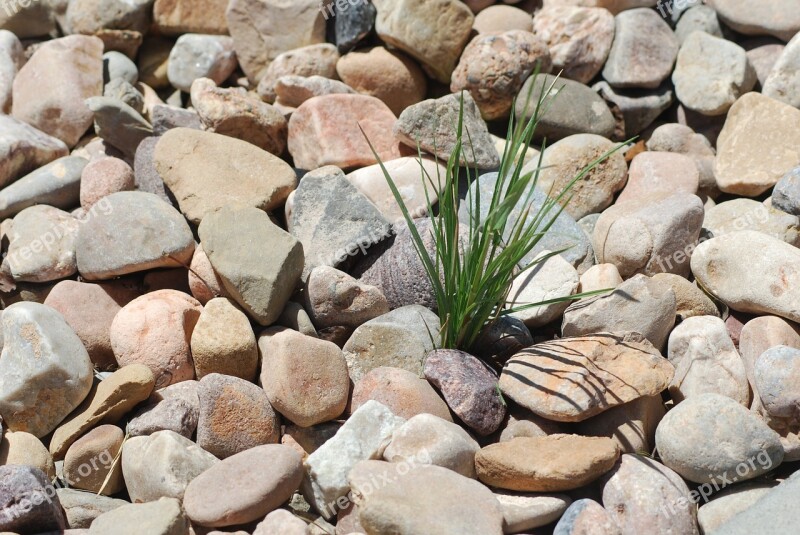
[705,0,800,41]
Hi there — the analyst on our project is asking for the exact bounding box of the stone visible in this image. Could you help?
[103,51,137,85]
[4,205,79,283]
[592,193,704,278]
[704,198,800,246]
[562,274,677,350]
[97,29,144,60]
[704,0,800,42]
[337,46,427,116]
[132,137,173,205]
[0,155,85,220]
[714,92,800,196]
[274,75,355,107]
[0,115,68,189]
[127,381,200,439]
[495,491,571,533]
[190,298,257,381]
[196,373,280,458]
[739,316,800,392]
[474,5,533,33]
[394,91,500,169]
[153,0,228,34]
[302,400,405,519]
[754,345,800,422]
[372,0,474,83]
[276,301,318,338]
[342,305,441,383]
[85,96,153,158]
[166,35,237,93]
[616,151,699,204]
[334,0,376,53]
[0,431,55,480]
[350,366,452,422]
[66,0,153,34]
[691,231,800,323]
[0,465,65,533]
[63,425,124,495]
[253,509,307,535]
[57,489,129,529]
[646,123,718,198]
[499,332,674,422]
[577,394,665,453]
[579,264,623,293]
[256,44,339,103]
[383,413,479,478]
[187,244,228,305]
[258,327,349,427]
[763,33,800,109]
[88,497,188,535]
[424,349,506,436]
[49,364,155,459]
[289,169,391,276]
[452,30,552,120]
[602,8,678,89]
[593,80,674,139]
[675,5,723,44]
[651,273,719,321]
[151,104,201,135]
[305,266,389,329]
[745,39,785,86]
[532,5,615,84]
[198,206,304,325]
[673,31,756,116]
[602,454,698,534]
[122,430,218,503]
[225,0,326,83]
[515,73,616,140]
[655,393,784,483]
[697,481,780,534]
[12,35,103,147]
[104,78,142,115]
[554,499,620,535]
[0,302,93,438]
[536,134,628,219]
[0,30,22,113]
[475,435,620,492]
[509,251,580,328]
[773,167,800,216]
[80,157,135,209]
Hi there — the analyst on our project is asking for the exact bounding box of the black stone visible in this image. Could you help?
[335,0,377,54]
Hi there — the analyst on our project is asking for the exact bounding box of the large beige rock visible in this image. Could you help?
[0,431,55,480]
[190,298,258,381]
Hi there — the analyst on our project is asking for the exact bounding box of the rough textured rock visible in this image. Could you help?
[256,43,339,103]
[334,0,376,53]
[773,167,800,216]
[153,0,229,35]
[274,74,355,107]
[305,266,389,329]
[190,298,258,381]
[754,345,800,423]
[651,273,719,321]
[166,35,236,92]
[577,394,665,453]
[704,198,799,246]
[616,151,699,204]
[707,475,797,535]
[127,381,200,439]
[506,252,580,327]
[593,80,675,139]
[705,0,800,41]
[0,465,66,533]
[350,366,452,422]
[57,489,129,529]
[0,115,68,189]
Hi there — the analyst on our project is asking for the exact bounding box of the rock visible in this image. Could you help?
[103,51,137,85]
[49,364,155,459]
[773,167,800,216]
[258,327,349,427]
[132,137,172,206]
[253,509,307,535]
[43,280,139,370]
[302,400,405,519]
[166,35,236,93]
[651,273,719,321]
[372,0,474,83]
[602,454,698,534]
[351,366,452,422]
[562,274,677,350]
[0,115,68,189]
[673,31,756,116]
[274,75,355,107]
[12,35,103,147]
[80,157,135,209]
[705,0,800,42]
[0,465,65,533]
[150,104,202,135]
[305,266,389,329]
[334,0,376,53]
[675,5,723,44]
[602,8,677,89]
[452,30,551,120]
[697,481,780,534]
[85,97,153,158]
[289,168,390,276]
[423,349,506,436]
[515,73,616,140]
[593,80,674,139]
[532,5,615,84]
[153,0,228,34]
[198,206,304,325]
[88,497,188,535]
[577,394,665,453]
[66,0,153,34]
[225,0,326,83]
[187,244,228,305]
[189,298,257,380]
[494,491,570,533]
[646,123,718,198]
[63,425,124,495]
[256,43,339,103]
[704,198,799,246]
[499,332,674,422]
[289,94,401,170]
[655,393,784,483]
[616,151,699,204]
[0,302,93,438]
[475,435,620,491]
[592,193,704,278]
[691,231,800,323]
[579,263,623,294]
[713,92,800,196]
[754,345,800,422]
[554,499,621,535]
[337,46,427,116]
[0,431,55,480]
[127,381,200,439]
[394,91,500,169]
[745,38,785,86]
[536,133,628,219]
[196,373,280,458]
[122,430,218,503]
[97,30,144,61]
[383,413,479,478]
[57,489,129,529]
[276,301,318,338]
[4,205,79,283]
[137,38,173,89]
[739,316,800,393]
[342,305,441,383]
[0,31,22,113]
[763,32,800,108]
[506,251,580,328]
[4,156,80,221]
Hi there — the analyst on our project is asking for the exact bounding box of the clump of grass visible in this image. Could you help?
[364,75,624,352]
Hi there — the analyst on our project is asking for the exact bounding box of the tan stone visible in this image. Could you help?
[351,366,453,422]
[579,264,623,293]
[616,152,700,204]
[474,5,533,34]
[0,431,55,480]
[190,298,258,381]
[63,425,124,495]
[154,0,229,35]
[256,43,339,104]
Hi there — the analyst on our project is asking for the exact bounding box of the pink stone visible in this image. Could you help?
[616,151,699,204]
[80,157,135,209]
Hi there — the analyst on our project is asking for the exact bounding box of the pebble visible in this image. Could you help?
[85,96,153,158]
[506,252,580,327]
[739,316,800,399]
[187,244,228,304]
[305,266,389,328]
[57,489,129,529]
[0,155,85,220]
[697,481,780,534]
[167,35,238,93]
[196,373,279,459]
[0,114,68,189]
[198,206,304,325]
[258,327,349,427]
[0,431,55,480]
[12,35,103,147]
[562,274,677,350]
[80,157,135,209]
[763,32,800,108]
[121,430,218,503]
[0,30,22,113]
[276,301,318,338]
[579,263,623,294]
[103,51,138,85]
[474,5,532,33]
[705,198,799,246]
[532,5,615,84]
[190,297,258,381]
[475,435,620,492]
[372,0,474,83]
[495,491,571,533]
[705,0,800,41]
[350,366,452,421]
[127,381,200,439]
[554,498,620,535]
[4,205,79,283]
[714,92,800,196]
[256,43,339,103]
[754,345,800,423]
[646,123,718,198]
[452,30,551,120]
[0,302,93,438]
[772,167,800,216]
[274,74,355,107]
[745,38,785,86]
[691,231,800,323]
[88,497,187,535]
[577,394,665,453]
[288,94,401,170]
[337,46,427,116]
[616,151,699,204]
[655,393,784,483]
[424,349,506,435]
[593,80,675,139]
[652,272,719,320]
[675,5,723,44]
[0,466,66,533]
[253,509,307,535]
[64,425,124,495]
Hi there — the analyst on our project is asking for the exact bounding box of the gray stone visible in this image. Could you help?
[576,394,665,454]
[57,489,129,529]
[554,499,620,535]
[764,32,800,109]
[773,167,800,216]
[75,191,195,281]
[655,393,784,484]
[167,34,237,93]
[85,96,153,158]
[150,104,202,136]
[713,470,800,534]
[675,6,723,44]
[5,205,79,283]
[198,206,304,326]
[697,481,779,534]
[103,51,138,85]
[274,74,356,107]
[305,266,389,329]
[133,136,173,205]
[103,78,144,114]
[127,396,198,438]
[705,0,800,42]
[88,497,188,535]
[335,0,376,53]
[704,198,799,246]
[0,465,65,533]
[506,252,579,327]
[0,112,68,190]
[593,81,674,139]
[0,155,83,220]
[754,345,800,423]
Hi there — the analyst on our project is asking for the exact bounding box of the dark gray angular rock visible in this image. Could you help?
[470,315,533,365]
[773,167,800,216]
[0,465,66,533]
[335,0,376,53]
[133,136,176,206]
[593,81,674,140]
[151,104,202,136]
[0,156,86,220]
[86,96,153,158]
